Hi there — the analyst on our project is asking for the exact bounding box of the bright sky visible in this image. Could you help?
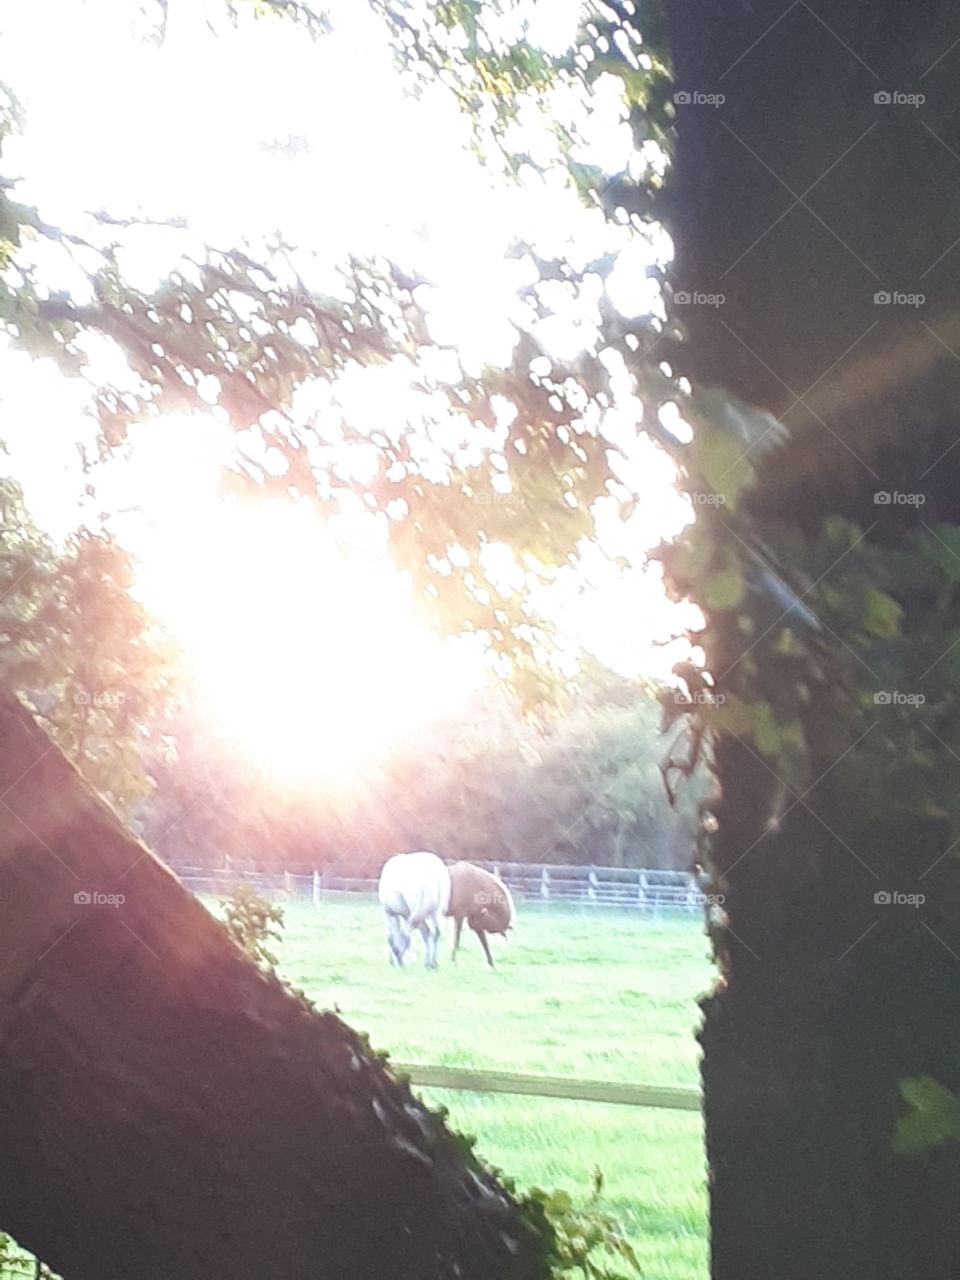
[0,0,696,781]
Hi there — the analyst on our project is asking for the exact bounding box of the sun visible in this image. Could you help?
[131,489,482,785]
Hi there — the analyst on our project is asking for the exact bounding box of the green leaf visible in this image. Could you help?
[914,525,960,583]
[754,704,782,757]
[697,428,753,509]
[894,1076,960,1155]
[773,628,806,656]
[713,696,793,761]
[859,586,902,638]
[703,563,745,610]
[821,515,862,547]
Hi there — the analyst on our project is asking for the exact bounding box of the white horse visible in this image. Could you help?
[377,851,451,970]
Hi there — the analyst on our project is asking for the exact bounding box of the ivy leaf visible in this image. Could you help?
[821,515,863,549]
[703,563,745,610]
[696,427,753,509]
[773,628,806,656]
[913,525,960,583]
[754,704,782,758]
[894,1076,960,1155]
[859,586,902,638]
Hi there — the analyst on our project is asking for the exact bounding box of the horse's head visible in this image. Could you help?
[473,885,514,935]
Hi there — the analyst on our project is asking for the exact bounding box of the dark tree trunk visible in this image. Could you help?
[663,2,960,1276]
[0,694,551,1280]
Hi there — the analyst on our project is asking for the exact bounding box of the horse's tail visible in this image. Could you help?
[408,884,449,930]
[408,899,437,930]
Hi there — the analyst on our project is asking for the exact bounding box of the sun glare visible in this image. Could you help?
[0,0,695,786]
[134,495,482,784]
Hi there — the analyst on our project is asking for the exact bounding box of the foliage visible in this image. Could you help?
[1,3,689,850]
[521,1170,642,1280]
[0,1231,58,1278]
[0,475,61,688]
[142,666,704,872]
[0,103,616,689]
[38,527,181,816]
[373,0,672,193]
[895,1077,960,1157]
[0,476,179,816]
[220,880,286,969]
[0,1233,15,1270]
[372,0,960,972]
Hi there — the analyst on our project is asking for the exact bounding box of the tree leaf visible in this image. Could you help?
[894,1076,960,1155]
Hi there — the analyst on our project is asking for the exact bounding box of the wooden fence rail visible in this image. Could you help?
[170,861,712,914]
[392,1063,701,1112]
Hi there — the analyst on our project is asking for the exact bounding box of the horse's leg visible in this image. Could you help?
[452,915,464,960]
[387,914,408,967]
[427,913,444,970]
[473,924,495,968]
[416,919,434,970]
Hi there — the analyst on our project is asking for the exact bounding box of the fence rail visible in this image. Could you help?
[393,1063,700,1111]
[169,860,708,914]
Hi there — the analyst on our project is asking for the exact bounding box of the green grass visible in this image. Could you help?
[274,896,716,1280]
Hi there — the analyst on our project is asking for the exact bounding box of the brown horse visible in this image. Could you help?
[446,862,515,968]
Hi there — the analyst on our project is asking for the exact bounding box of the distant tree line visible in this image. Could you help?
[0,476,178,817]
[136,658,705,874]
[0,470,702,876]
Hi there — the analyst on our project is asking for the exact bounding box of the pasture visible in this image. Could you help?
[273,896,716,1280]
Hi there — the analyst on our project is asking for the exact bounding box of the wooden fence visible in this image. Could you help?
[170,860,710,915]
[393,1062,700,1112]
[167,861,705,1115]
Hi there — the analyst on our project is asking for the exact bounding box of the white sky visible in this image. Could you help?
[0,0,696,776]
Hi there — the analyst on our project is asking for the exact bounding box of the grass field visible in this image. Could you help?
[274,896,717,1280]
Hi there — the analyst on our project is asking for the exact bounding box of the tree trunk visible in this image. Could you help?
[0,693,551,1280]
[700,785,960,1278]
[663,2,960,1276]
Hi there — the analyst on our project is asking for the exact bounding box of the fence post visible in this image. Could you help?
[588,870,598,903]
[540,867,550,899]
[313,870,322,907]
[283,870,293,899]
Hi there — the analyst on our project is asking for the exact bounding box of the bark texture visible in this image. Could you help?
[663,3,960,1276]
[0,693,551,1280]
